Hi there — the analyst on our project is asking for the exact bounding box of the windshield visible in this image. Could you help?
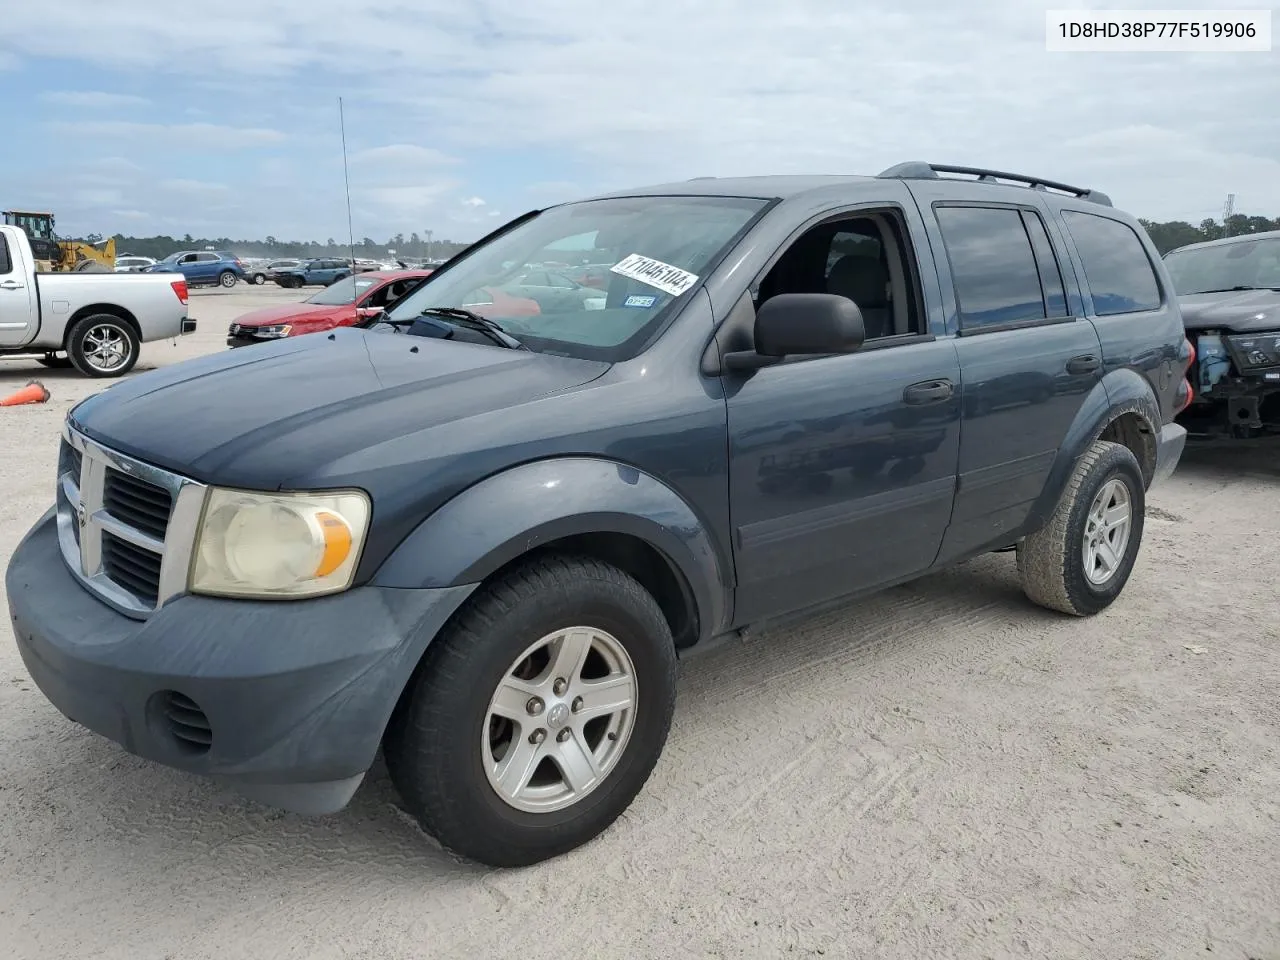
[306,275,377,306]
[384,195,769,360]
[1164,237,1280,295]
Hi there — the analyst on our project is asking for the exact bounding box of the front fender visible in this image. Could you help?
[1024,370,1160,532]
[371,458,732,642]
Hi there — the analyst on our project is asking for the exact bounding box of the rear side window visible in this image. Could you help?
[1021,212,1069,317]
[935,206,1047,330]
[1062,211,1162,315]
[0,233,11,274]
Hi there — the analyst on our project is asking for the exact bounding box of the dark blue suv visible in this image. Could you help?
[7,162,1191,869]
[146,250,245,288]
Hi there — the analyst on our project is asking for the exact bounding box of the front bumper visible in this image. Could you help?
[1151,421,1187,487]
[7,510,474,814]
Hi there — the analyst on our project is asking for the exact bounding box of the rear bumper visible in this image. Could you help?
[1151,421,1187,487]
[7,510,475,814]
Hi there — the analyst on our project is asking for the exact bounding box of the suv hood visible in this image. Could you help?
[68,328,609,488]
[1178,289,1280,333]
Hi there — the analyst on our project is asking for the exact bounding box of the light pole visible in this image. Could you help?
[426,229,434,262]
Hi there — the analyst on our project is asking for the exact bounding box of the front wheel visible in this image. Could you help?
[66,314,140,378]
[251,272,266,285]
[218,270,237,288]
[1017,439,1146,616]
[385,555,677,867]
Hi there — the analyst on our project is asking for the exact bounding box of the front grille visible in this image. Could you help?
[160,691,213,754]
[104,468,173,540]
[55,425,206,618]
[101,531,162,606]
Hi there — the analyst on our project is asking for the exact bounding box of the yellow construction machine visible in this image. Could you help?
[2,210,116,272]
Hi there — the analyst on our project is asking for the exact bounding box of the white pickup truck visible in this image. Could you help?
[0,225,195,378]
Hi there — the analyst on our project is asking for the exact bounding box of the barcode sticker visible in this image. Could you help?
[610,253,699,297]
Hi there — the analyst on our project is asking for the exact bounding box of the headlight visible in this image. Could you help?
[255,324,292,338]
[190,488,371,598]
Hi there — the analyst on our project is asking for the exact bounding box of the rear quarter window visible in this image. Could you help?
[1061,211,1162,316]
[0,234,12,274]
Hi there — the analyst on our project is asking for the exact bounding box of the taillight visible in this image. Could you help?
[1175,337,1195,413]
[171,279,189,305]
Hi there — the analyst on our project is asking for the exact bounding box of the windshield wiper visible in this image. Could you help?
[382,307,527,349]
[1192,285,1280,294]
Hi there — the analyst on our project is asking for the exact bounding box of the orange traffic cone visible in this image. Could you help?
[0,381,50,406]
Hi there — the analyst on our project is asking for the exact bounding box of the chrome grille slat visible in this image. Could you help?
[56,425,208,620]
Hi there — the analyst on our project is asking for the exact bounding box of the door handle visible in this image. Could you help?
[1066,354,1101,375]
[903,379,954,405]
[0,280,24,290]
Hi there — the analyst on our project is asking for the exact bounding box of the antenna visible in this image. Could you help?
[338,96,357,266]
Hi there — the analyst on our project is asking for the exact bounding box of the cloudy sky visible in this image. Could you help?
[2,0,1276,243]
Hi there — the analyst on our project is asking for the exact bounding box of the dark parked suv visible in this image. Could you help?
[7,162,1190,868]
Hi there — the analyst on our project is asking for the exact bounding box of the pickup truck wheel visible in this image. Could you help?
[218,270,237,289]
[66,314,140,378]
[384,555,677,867]
[1017,439,1145,616]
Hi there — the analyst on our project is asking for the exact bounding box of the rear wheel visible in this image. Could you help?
[66,314,140,378]
[385,555,677,867]
[251,272,266,285]
[218,270,237,289]
[1017,439,1145,616]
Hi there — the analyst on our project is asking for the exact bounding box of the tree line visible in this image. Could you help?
[1137,214,1277,254]
[73,211,1280,261]
[86,231,473,261]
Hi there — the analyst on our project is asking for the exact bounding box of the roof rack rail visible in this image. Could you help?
[877,161,1112,207]
[687,176,717,181]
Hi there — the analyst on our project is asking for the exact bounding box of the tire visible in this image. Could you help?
[66,313,140,378]
[251,272,266,285]
[218,270,237,289]
[1016,439,1145,616]
[37,352,74,369]
[385,555,677,867]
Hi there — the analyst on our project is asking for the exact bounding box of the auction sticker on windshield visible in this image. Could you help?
[610,254,699,297]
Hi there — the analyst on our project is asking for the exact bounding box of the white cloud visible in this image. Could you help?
[461,196,486,207]
[350,144,458,169]
[5,0,1278,233]
[44,120,285,150]
[40,90,150,108]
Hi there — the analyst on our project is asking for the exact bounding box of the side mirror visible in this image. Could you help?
[725,293,865,372]
[356,306,383,318]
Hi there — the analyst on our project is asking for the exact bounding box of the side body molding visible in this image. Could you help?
[1022,369,1161,533]
[371,457,732,643]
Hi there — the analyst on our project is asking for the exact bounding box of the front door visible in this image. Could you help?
[0,232,36,347]
[723,203,962,625]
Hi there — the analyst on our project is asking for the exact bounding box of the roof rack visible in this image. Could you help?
[877,161,1112,207]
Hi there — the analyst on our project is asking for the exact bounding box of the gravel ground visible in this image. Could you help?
[2,288,1279,960]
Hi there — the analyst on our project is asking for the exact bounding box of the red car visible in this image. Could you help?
[226,270,433,347]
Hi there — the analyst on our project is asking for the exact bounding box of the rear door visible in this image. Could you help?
[193,252,221,282]
[0,231,37,346]
[1053,207,1181,421]
[904,189,1104,562]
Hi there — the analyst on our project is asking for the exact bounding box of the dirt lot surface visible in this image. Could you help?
[2,288,1279,960]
